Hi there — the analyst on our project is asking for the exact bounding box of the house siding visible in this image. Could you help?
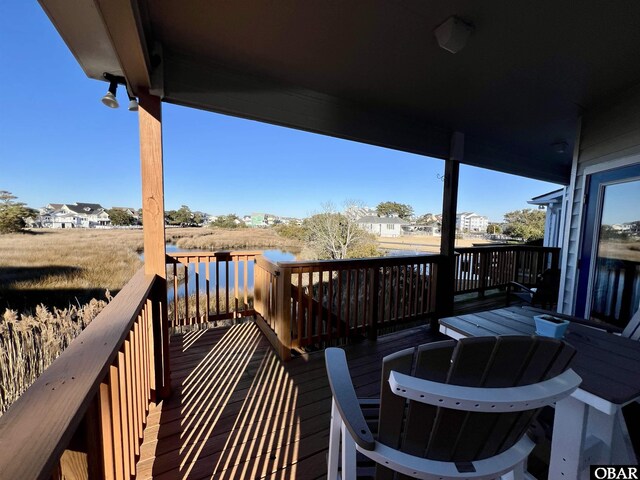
[559,86,640,315]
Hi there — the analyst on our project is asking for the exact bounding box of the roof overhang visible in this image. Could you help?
[39,1,640,185]
[528,188,566,206]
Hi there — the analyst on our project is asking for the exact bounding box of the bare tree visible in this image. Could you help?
[304,201,378,259]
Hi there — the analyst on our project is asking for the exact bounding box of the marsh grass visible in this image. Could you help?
[172,227,302,251]
[0,227,292,413]
[0,298,108,414]
[0,229,144,311]
[168,289,255,333]
[0,227,299,311]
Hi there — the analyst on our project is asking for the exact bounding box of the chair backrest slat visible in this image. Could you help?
[454,336,542,460]
[401,341,456,457]
[623,309,640,340]
[424,337,499,461]
[375,347,415,480]
[376,335,576,468]
[495,338,574,454]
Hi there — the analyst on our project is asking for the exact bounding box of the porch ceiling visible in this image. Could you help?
[40,0,640,184]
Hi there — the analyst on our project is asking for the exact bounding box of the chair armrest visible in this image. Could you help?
[508,281,535,294]
[388,368,581,412]
[325,348,375,450]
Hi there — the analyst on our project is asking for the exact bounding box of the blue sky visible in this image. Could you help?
[0,2,561,222]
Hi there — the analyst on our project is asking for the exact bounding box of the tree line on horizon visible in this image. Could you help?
[0,191,547,243]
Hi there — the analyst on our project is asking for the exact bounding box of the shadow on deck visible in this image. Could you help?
[136,321,446,479]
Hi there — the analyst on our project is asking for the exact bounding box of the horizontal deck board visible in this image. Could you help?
[136,320,443,479]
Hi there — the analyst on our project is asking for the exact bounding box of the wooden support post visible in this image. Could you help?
[138,89,171,399]
[436,132,463,326]
[275,266,293,361]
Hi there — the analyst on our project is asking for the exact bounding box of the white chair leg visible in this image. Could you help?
[500,460,526,480]
[341,421,357,480]
[327,400,342,480]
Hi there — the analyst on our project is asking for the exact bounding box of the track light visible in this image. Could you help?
[101,81,119,108]
[127,95,139,111]
[101,73,130,110]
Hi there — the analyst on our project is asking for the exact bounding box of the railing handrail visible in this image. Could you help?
[255,256,281,275]
[275,253,443,270]
[166,250,264,263]
[0,268,156,479]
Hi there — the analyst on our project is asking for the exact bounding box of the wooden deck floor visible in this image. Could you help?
[136,321,445,479]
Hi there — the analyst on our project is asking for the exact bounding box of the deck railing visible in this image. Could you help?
[0,244,562,477]
[254,254,442,359]
[168,245,558,359]
[454,245,560,295]
[0,268,159,479]
[591,256,640,325]
[165,251,260,327]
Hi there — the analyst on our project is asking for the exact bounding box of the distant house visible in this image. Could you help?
[528,188,567,248]
[62,203,111,227]
[356,216,407,237]
[250,212,278,227]
[456,212,489,232]
[37,202,111,228]
[277,216,302,225]
[111,207,140,222]
[53,211,81,229]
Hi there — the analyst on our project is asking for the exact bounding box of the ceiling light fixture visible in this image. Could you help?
[127,95,139,112]
[101,81,119,108]
[552,141,569,154]
[101,73,127,109]
[434,16,474,54]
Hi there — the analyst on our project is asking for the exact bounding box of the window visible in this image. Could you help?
[386,224,394,230]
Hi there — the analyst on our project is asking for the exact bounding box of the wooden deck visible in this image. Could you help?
[136,321,445,479]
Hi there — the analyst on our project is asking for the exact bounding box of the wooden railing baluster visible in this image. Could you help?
[194,257,200,321]
[98,381,115,479]
[165,251,261,326]
[109,364,125,480]
[453,246,560,295]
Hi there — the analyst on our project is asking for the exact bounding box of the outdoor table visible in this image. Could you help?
[439,306,640,479]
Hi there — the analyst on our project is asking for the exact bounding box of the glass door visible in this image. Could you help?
[576,164,640,329]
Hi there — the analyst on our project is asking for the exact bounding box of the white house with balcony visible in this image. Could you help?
[37,202,111,228]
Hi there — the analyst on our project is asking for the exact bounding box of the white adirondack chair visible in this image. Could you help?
[325,336,581,480]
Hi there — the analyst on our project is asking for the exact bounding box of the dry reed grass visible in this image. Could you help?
[0,229,143,310]
[0,227,297,311]
[0,227,291,413]
[172,227,302,251]
[0,298,108,415]
[168,289,255,333]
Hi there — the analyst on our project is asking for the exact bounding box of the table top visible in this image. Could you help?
[440,306,640,405]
